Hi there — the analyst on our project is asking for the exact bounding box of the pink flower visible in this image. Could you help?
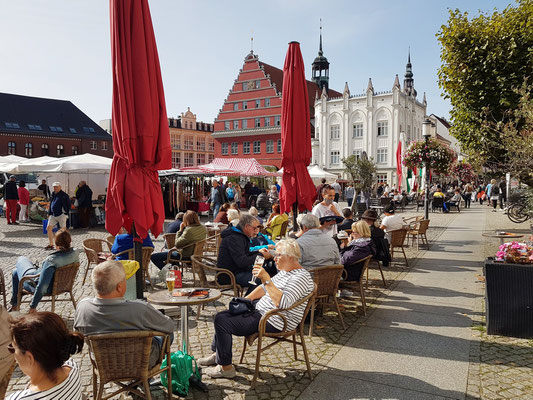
[496,251,506,260]
[510,242,522,250]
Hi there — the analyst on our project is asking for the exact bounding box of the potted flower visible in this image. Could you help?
[451,161,476,183]
[495,242,533,264]
[402,138,456,175]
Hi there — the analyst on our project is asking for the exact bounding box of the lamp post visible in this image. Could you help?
[422,118,432,220]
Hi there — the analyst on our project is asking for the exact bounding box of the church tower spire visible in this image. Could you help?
[403,48,417,97]
[312,19,330,94]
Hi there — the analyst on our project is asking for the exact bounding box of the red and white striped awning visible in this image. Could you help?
[182,158,280,177]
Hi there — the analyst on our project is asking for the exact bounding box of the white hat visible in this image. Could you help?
[52,182,61,187]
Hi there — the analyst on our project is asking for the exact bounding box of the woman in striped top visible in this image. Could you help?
[199,238,314,379]
[6,312,84,400]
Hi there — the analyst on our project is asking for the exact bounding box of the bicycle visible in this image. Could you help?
[507,203,532,223]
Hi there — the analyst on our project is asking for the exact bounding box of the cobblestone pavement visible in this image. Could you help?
[466,204,533,400]
[2,206,459,399]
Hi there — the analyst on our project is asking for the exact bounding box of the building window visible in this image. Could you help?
[243,101,248,110]
[208,140,214,151]
[24,143,33,156]
[49,126,64,132]
[253,141,261,154]
[224,121,230,130]
[242,82,247,91]
[231,142,238,155]
[172,152,181,168]
[330,125,340,139]
[197,138,206,151]
[265,98,270,107]
[255,99,260,108]
[233,103,238,111]
[5,122,21,129]
[255,118,261,128]
[277,139,282,153]
[233,120,239,130]
[72,145,79,155]
[221,142,229,155]
[90,141,97,150]
[377,121,388,136]
[208,154,214,163]
[101,141,107,150]
[197,153,205,165]
[330,151,340,165]
[41,143,49,155]
[264,117,270,127]
[266,140,274,153]
[243,141,250,154]
[353,149,362,160]
[171,136,181,150]
[7,141,16,155]
[69,128,77,134]
[242,119,247,129]
[353,123,363,138]
[274,115,280,126]
[184,136,194,150]
[377,148,388,163]
[28,124,42,131]
[184,153,194,167]
[83,127,95,133]
[56,144,64,156]
[376,174,387,183]
[255,80,261,88]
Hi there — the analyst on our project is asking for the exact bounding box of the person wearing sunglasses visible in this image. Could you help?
[6,311,84,400]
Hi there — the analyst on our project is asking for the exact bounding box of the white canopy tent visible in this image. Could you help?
[278,164,338,185]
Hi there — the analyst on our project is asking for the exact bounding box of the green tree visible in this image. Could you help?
[436,1,533,166]
[342,155,377,192]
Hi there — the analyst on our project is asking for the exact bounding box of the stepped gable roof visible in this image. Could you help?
[0,92,110,139]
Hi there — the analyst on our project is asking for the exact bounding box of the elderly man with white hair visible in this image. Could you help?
[296,214,340,270]
[74,260,174,368]
[199,238,314,379]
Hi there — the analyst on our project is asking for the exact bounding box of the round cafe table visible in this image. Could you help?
[147,288,221,353]
[482,232,524,246]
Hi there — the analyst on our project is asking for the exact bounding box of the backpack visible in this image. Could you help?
[226,187,234,200]
[160,347,202,397]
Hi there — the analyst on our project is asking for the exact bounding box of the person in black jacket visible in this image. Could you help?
[45,183,71,250]
[338,208,355,231]
[75,181,93,228]
[361,209,390,267]
[3,175,19,225]
[217,214,272,292]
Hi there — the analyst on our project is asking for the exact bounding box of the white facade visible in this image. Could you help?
[313,80,427,186]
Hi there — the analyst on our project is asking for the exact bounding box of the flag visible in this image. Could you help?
[406,169,412,193]
[396,141,402,190]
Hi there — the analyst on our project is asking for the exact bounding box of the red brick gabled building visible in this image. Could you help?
[212,51,341,168]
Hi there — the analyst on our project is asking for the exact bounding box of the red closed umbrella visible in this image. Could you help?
[107,0,172,296]
[279,42,316,223]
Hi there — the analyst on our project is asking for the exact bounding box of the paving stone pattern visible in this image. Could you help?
[2,207,458,399]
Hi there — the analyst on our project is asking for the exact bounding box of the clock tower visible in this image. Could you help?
[312,21,330,95]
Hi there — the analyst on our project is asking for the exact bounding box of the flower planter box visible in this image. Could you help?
[484,260,533,338]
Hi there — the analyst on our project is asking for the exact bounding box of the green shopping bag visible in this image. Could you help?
[160,346,201,397]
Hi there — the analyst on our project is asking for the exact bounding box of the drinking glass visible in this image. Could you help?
[166,271,175,297]
[249,255,265,285]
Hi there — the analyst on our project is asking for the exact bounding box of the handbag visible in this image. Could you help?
[229,297,258,315]
[160,345,202,397]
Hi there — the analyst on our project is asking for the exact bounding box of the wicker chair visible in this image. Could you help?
[15,262,80,313]
[308,265,345,337]
[161,233,176,251]
[107,235,115,245]
[0,267,6,307]
[431,197,444,212]
[389,229,409,267]
[166,240,205,285]
[86,330,172,400]
[82,238,114,285]
[0,360,16,399]
[408,219,430,250]
[340,255,373,315]
[239,285,317,388]
[366,258,387,289]
[191,255,243,297]
[113,247,154,288]
[205,230,223,257]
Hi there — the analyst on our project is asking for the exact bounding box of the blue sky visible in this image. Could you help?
[0,0,513,124]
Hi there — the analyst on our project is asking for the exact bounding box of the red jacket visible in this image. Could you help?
[18,187,30,205]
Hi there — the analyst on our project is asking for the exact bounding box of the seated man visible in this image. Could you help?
[296,214,340,270]
[166,212,185,234]
[199,239,314,378]
[10,230,79,312]
[74,261,175,368]
[379,204,404,242]
[392,190,403,207]
[361,209,390,267]
[338,208,355,232]
[111,227,154,260]
[446,189,462,211]
[151,210,207,270]
[217,214,272,290]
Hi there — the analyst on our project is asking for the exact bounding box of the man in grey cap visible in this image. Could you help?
[45,182,71,250]
[3,175,19,225]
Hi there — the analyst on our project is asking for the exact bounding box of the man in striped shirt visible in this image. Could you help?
[199,239,314,379]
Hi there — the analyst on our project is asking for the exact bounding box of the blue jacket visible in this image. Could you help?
[250,232,275,252]
[29,249,80,308]
[111,234,154,260]
[48,190,71,217]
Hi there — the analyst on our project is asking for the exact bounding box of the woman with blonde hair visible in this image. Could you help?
[340,220,376,281]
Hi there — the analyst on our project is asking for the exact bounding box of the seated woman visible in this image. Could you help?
[265,204,289,238]
[267,185,279,205]
[6,312,84,400]
[340,221,376,281]
[151,210,207,270]
[111,227,154,260]
[227,209,240,227]
[198,239,314,379]
[248,207,263,225]
[10,230,79,312]
[214,203,230,224]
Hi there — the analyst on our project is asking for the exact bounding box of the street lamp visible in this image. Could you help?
[422,118,432,220]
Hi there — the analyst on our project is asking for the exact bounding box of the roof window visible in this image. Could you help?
[5,122,21,129]
[69,128,77,133]
[49,126,64,132]
[28,124,42,131]
[83,127,96,133]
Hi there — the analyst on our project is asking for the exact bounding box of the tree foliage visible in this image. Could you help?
[342,155,377,192]
[437,1,533,165]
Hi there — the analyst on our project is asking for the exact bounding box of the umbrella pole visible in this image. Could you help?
[292,202,298,235]
[131,222,144,299]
